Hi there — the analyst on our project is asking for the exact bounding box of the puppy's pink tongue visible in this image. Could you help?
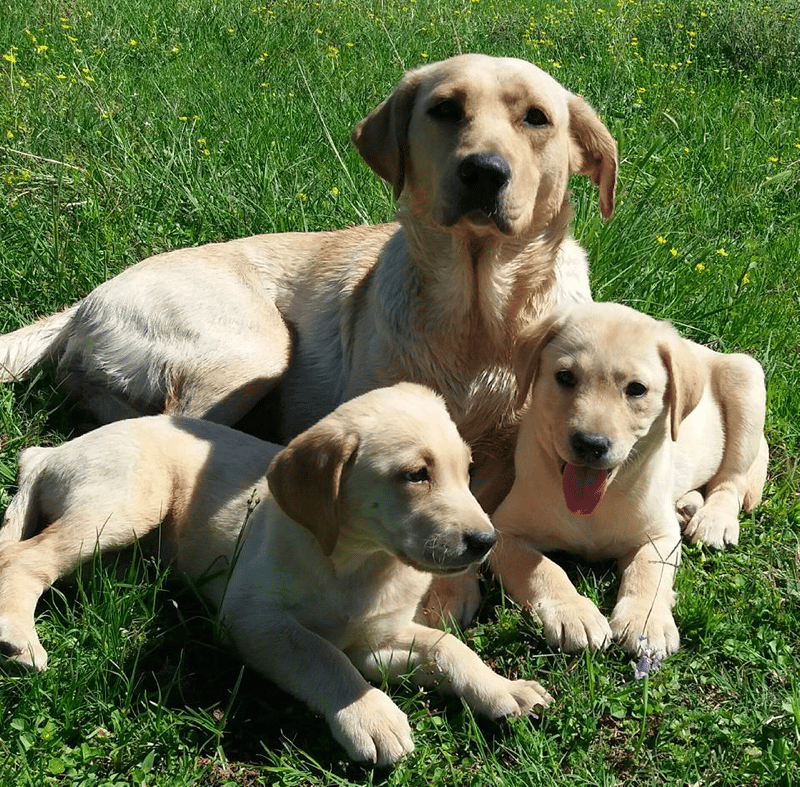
[562,464,609,516]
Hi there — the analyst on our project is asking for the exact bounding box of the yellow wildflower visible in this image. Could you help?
[715,248,728,257]
[657,235,667,244]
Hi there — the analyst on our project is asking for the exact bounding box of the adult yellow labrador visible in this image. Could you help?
[0,54,616,496]
[0,383,551,766]
[491,303,768,658]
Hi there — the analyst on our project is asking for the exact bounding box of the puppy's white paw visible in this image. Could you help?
[417,570,481,630]
[329,688,414,767]
[0,615,48,671]
[609,600,679,658]
[534,595,612,653]
[462,672,553,718]
[683,501,740,549]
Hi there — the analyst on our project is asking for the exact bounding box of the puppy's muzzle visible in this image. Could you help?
[569,431,611,464]
[450,152,512,229]
[461,528,497,562]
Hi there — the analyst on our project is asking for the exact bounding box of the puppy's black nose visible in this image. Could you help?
[462,529,497,559]
[457,153,511,194]
[570,432,610,461]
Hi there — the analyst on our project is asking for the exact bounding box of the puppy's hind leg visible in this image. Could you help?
[684,354,767,549]
[0,467,168,671]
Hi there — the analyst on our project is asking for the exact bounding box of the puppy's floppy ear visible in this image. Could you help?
[351,70,423,201]
[267,423,360,557]
[513,313,565,409]
[658,325,707,442]
[567,94,618,220]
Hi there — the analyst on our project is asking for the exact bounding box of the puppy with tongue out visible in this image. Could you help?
[490,302,767,661]
[491,303,707,660]
[490,303,736,657]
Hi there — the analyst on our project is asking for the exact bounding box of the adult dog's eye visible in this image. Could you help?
[555,370,576,388]
[625,381,648,398]
[524,107,549,127]
[428,99,463,123]
[402,467,430,484]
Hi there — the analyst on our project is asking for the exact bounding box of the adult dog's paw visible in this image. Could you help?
[417,569,481,630]
[0,615,48,671]
[533,595,612,652]
[329,688,414,767]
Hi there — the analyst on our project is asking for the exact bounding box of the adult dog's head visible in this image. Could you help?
[352,54,617,238]
[513,303,706,516]
[267,383,495,573]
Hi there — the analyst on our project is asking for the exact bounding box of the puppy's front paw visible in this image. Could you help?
[329,687,414,767]
[609,600,679,658]
[533,595,612,652]
[683,500,740,549]
[417,569,480,630]
[0,615,48,671]
[461,672,553,719]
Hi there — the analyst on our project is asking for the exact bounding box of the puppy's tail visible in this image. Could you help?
[0,305,78,383]
[0,446,53,543]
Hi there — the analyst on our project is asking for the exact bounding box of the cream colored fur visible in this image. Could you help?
[0,55,616,505]
[0,383,551,766]
[491,302,768,658]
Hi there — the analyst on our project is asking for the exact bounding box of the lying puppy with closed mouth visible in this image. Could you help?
[491,302,768,658]
[0,383,551,766]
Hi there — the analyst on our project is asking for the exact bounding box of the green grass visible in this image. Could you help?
[1,0,799,784]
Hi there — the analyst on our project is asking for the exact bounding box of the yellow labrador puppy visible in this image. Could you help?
[491,303,768,658]
[0,383,551,766]
[0,54,616,497]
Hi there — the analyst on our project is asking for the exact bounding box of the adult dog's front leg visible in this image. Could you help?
[609,534,681,658]
[222,610,414,766]
[491,533,612,652]
[350,622,552,720]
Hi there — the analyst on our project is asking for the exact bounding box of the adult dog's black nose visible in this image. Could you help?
[570,431,611,462]
[462,529,497,560]
[457,153,511,195]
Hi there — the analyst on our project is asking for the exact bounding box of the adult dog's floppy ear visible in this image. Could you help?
[351,69,423,201]
[513,313,565,409]
[658,325,707,442]
[567,94,618,220]
[267,423,360,557]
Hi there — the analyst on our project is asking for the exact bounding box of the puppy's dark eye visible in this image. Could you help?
[555,370,577,388]
[402,467,429,484]
[625,381,648,398]
[428,99,463,123]
[524,107,549,127]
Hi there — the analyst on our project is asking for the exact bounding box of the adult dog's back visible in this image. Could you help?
[0,55,617,472]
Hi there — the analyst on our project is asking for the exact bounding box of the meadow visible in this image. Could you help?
[1,0,799,784]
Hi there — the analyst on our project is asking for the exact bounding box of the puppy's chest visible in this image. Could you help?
[292,560,425,649]
[530,495,669,561]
